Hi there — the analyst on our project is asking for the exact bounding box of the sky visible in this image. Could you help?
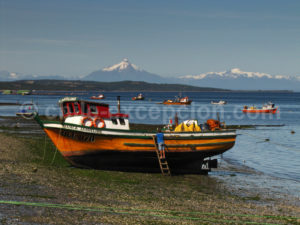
[0,0,299,78]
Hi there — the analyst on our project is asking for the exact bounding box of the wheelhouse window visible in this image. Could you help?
[111,118,118,125]
[82,103,88,114]
[119,118,125,125]
[68,103,74,113]
[63,104,68,114]
[90,105,98,114]
[74,103,80,114]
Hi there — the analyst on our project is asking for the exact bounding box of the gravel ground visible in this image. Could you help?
[0,118,300,224]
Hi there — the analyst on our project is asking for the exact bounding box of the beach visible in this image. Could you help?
[0,116,299,224]
[2,0,300,222]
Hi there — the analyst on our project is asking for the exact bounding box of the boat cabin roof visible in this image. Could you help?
[58,97,108,107]
[59,97,128,119]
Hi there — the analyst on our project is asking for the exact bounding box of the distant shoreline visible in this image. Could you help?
[1,90,295,94]
[0,80,295,93]
[0,102,21,106]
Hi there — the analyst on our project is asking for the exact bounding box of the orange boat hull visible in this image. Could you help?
[42,124,235,172]
[242,108,278,114]
[163,101,192,105]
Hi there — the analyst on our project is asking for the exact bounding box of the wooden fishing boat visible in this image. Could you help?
[34,97,236,173]
[162,97,192,105]
[90,94,105,100]
[243,102,278,114]
[132,93,144,101]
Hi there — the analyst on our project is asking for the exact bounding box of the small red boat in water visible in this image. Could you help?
[242,102,278,114]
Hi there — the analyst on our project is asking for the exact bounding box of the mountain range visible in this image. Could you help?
[0,70,66,81]
[1,59,299,91]
[180,68,300,91]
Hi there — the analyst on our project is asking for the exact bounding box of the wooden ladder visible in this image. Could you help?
[152,136,171,176]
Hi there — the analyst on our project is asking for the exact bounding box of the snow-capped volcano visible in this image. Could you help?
[83,58,171,83]
[181,68,291,80]
[102,58,140,72]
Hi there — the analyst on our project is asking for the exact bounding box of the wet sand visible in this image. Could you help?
[0,118,300,224]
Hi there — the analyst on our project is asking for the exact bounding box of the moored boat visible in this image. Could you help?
[33,97,236,173]
[90,94,105,100]
[16,102,36,118]
[211,100,227,105]
[162,96,192,105]
[242,102,278,114]
[132,93,144,101]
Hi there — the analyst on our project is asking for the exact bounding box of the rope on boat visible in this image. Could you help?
[50,147,58,165]
[240,131,299,152]
[0,200,298,224]
[42,134,47,162]
[50,128,62,165]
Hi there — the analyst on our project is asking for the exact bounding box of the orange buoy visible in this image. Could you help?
[93,118,105,128]
[81,117,93,127]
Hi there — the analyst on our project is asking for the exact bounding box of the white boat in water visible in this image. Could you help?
[90,94,105,100]
[211,100,227,105]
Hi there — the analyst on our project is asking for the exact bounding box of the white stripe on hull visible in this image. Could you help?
[43,123,236,138]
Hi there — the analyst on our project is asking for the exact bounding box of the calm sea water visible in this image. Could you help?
[1,91,300,196]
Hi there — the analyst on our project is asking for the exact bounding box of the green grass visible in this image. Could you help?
[4,193,56,199]
[25,135,70,167]
[243,195,261,201]
[0,126,19,130]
